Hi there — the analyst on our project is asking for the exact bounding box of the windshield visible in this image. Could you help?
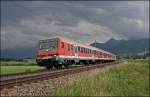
[39,38,57,50]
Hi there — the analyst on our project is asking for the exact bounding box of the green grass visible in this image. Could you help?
[54,60,149,96]
[0,66,45,74]
[0,60,37,66]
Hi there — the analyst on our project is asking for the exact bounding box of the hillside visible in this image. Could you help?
[1,38,149,58]
[90,38,149,55]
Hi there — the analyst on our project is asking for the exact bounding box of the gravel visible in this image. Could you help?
[0,63,121,96]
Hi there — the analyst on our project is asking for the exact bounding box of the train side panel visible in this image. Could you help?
[36,37,117,69]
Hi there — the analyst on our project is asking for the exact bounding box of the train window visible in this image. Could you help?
[93,50,95,54]
[82,48,84,53]
[86,48,87,54]
[104,53,106,57]
[68,44,70,51]
[101,53,103,57]
[61,42,64,48]
[75,46,77,53]
[100,52,102,56]
[78,46,80,52]
[81,47,83,53]
[39,38,57,50]
[71,45,74,51]
[84,48,85,53]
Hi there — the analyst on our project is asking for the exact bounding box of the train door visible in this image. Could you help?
[92,50,95,62]
[74,44,79,63]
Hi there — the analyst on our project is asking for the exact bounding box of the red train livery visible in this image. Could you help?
[36,37,116,69]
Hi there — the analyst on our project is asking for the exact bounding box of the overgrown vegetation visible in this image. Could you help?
[54,60,149,96]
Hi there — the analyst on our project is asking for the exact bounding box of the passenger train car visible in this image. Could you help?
[36,37,116,69]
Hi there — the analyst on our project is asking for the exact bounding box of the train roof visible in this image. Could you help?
[39,36,116,56]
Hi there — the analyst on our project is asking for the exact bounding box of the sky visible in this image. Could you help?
[1,1,149,50]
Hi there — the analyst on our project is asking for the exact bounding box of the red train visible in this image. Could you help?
[36,37,116,69]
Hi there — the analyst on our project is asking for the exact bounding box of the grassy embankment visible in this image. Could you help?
[54,59,149,96]
[0,60,44,74]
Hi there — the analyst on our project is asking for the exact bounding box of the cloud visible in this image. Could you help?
[1,1,149,50]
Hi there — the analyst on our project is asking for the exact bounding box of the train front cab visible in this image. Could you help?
[36,38,60,69]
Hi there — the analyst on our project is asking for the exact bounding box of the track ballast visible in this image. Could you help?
[0,61,120,90]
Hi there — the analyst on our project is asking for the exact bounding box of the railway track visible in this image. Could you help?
[0,61,120,90]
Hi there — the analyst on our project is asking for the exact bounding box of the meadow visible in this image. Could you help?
[0,60,44,74]
[1,66,44,74]
[54,59,149,96]
[0,59,37,66]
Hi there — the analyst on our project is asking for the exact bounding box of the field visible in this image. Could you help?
[0,66,45,74]
[0,59,83,74]
[54,59,149,96]
[0,60,44,74]
[0,60,37,66]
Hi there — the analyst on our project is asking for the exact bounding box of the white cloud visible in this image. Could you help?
[122,18,145,30]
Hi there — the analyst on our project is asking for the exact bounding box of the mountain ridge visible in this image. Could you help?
[90,38,149,55]
[1,38,149,58]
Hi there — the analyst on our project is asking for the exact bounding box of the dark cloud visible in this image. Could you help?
[1,1,149,49]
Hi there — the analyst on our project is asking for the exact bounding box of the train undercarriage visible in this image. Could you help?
[36,57,115,69]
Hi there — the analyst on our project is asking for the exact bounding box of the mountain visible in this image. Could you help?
[1,38,149,59]
[90,38,149,55]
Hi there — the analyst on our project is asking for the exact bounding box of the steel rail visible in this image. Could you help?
[0,61,120,90]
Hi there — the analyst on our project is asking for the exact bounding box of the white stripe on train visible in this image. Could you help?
[39,55,115,60]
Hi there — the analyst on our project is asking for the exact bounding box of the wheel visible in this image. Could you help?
[46,65,53,69]
[64,63,69,68]
[54,65,59,69]
[54,64,62,69]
